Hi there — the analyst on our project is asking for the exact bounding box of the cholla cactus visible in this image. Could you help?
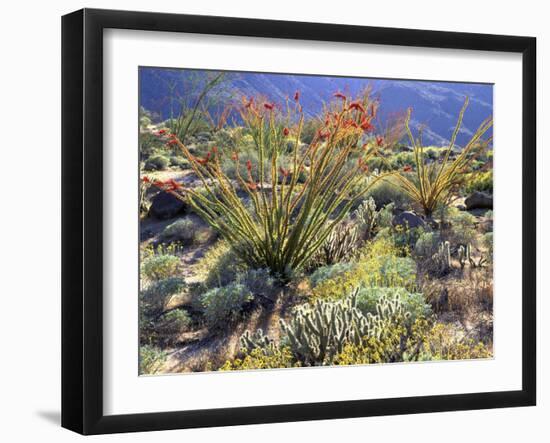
[458,243,487,269]
[312,222,359,266]
[240,329,277,356]
[354,197,378,240]
[431,241,452,275]
[278,290,409,365]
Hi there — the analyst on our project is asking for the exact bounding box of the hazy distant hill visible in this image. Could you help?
[139,68,493,147]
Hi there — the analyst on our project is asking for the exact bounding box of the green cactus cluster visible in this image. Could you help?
[312,222,359,267]
[432,241,452,275]
[354,197,378,240]
[278,290,409,365]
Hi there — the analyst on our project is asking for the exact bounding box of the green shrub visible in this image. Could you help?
[158,218,198,245]
[196,240,248,288]
[235,268,276,295]
[140,277,186,315]
[141,254,181,281]
[139,345,167,375]
[309,262,355,287]
[414,231,442,258]
[445,208,477,246]
[220,347,297,370]
[366,176,412,210]
[355,287,432,325]
[377,203,395,229]
[144,153,170,171]
[155,309,192,344]
[311,237,417,300]
[170,155,189,169]
[199,283,253,327]
[464,170,493,194]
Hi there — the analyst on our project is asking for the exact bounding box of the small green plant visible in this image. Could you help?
[140,276,187,315]
[141,254,181,281]
[139,345,167,375]
[144,153,170,171]
[158,217,199,245]
[195,240,248,288]
[199,282,253,327]
[393,98,493,217]
[464,170,493,195]
[155,309,192,344]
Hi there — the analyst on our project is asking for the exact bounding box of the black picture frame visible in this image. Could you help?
[62,8,537,435]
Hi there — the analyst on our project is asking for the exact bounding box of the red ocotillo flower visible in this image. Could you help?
[318,129,330,140]
[166,179,183,191]
[142,176,151,183]
[279,167,289,177]
[211,146,218,155]
[231,151,239,161]
[246,181,258,191]
[264,102,274,110]
[360,117,374,133]
[349,101,366,113]
[376,135,384,146]
[333,92,347,100]
[246,159,252,172]
[283,127,290,137]
[243,96,254,109]
[196,152,211,165]
[152,179,165,188]
[294,90,300,101]
[167,139,178,146]
[358,158,369,173]
[156,129,167,136]
[403,164,413,172]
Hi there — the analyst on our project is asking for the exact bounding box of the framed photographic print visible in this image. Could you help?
[61,8,536,435]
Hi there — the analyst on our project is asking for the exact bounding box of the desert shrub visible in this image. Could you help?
[155,309,192,344]
[309,262,355,287]
[445,208,477,246]
[421,322,492,360]
[388,151,416,169]
[355,286,432,324]
[414,231,442,258]
[464,170,493,194]
[141,254,181,281]
[158,217,198,245]
[366,176,412,210]
[140,277,186,315]
[220,347,297,371]
[196,240,248,288]
[170,155,189,169]
[311,237,417,301]
[144,153,170,171]
[235,268,276,295]
[139,345,167,375]
[199,282,253,327]
[376,202,395,229]
[393,98,492,217]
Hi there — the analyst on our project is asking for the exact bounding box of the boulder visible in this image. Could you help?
[149,191,187,219]
[465,191,493,210]
[392,211,426,229]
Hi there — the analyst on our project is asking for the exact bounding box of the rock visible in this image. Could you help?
[149,191,187,219]
[392,211,426,229]
[465,191,493,210]
[456,204,467,211]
